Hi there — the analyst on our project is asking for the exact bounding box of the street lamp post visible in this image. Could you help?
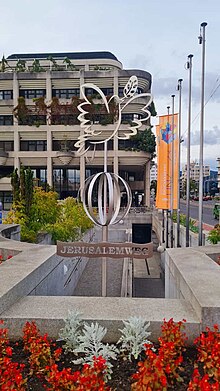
[198,22,208,246]
[177,79,183,247]
[186,54,193,247]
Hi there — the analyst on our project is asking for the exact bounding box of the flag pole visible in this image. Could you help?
[170,94,175,248]
[177,79,183,247]
[198,22,207,246]
[186,54,193,247]
[166,105,170,248]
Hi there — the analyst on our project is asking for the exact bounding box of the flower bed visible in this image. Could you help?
[0,319,219,390]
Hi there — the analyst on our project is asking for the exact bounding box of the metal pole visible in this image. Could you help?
[102,140,108,296]
[186,54,193,247]
[177,79,183,247]
[198,22,208,246]
[162,209,165,243]
[170,95,175,248]
[166,106,170,248]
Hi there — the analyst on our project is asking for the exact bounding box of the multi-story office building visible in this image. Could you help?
[182,162,210,182]
[150,163,157,183]
[0,51,153,209]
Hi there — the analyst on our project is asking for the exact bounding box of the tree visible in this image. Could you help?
[11,168,20,203]
[13,97,30,125]
[0,55,11,72]
[25,167,34,216]
[15,60,26,72]
[130,127,156,158]
[32,59,45,72]
[63,57,76,71]
[181,179,198,198]
[47,56,60,71]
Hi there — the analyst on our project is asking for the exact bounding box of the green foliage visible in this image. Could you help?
[208,225,220,244]
[46,197,93,242]
[25,167,34,216]
[6,172,93,243]
[130,127,156,157]
[0,55,11,72]
[172,212,199,233]
[31,59,45,72]
[149,101,157,117]
[15,59,26,72]
[13,97,29,124]
[63,57,76,71]
[31,187,59,225]
[11,168,20,203]
[182,179,199,198]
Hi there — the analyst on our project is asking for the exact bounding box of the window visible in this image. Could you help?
[101,88,113,96]
[119,87,143,97]
[85,140,113,151]
[18,115,46,126]
[0,191,13,210]
[19,89,46,99]
[52,89,80,98]
[20,140,47,151]
[52,140,77,151]
[0,116,13,126]
[51,114,79,125]
[0,90,13,100]
[0,141,14,151]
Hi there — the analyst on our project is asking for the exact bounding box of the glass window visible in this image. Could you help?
[0,116,13,126]
[0,191,13,210]
[101,88,113,96]
[52,89,80,99]
[20,89,46,99]
[20,140,47,151]
[0,141,14,151]
[0,90,13,100]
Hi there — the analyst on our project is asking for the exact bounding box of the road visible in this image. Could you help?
[180,200,218,227]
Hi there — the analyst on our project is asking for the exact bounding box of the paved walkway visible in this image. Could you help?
[133,231,165,298]
[73,257,124,297]
[73,230,165,298]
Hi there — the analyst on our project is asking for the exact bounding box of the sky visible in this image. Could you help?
[0,0,219,170]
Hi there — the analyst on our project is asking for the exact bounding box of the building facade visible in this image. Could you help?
[0,52,153,209]
[150,163,157,182]
[182,162,210,182]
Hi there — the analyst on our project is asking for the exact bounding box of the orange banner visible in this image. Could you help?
[156,114,179,210]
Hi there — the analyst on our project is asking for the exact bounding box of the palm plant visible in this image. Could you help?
[63,57,76,71]
[15,59,26,72]
[32,59,45,72]
[0,55,11,72]
[47,56,60,71]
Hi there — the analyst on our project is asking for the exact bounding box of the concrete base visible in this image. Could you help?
[2,296,200,344]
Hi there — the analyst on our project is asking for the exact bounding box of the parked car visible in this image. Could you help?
[213,203,220,219]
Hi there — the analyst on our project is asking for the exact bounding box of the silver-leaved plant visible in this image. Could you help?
[73,322,119,379]
[117,316,152,360]
[58,310,83,353]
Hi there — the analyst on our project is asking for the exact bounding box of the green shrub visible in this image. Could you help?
[208,225,220,244]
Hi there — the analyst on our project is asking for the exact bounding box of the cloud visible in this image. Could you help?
[152,72,220,104]
[189,126,220,145]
